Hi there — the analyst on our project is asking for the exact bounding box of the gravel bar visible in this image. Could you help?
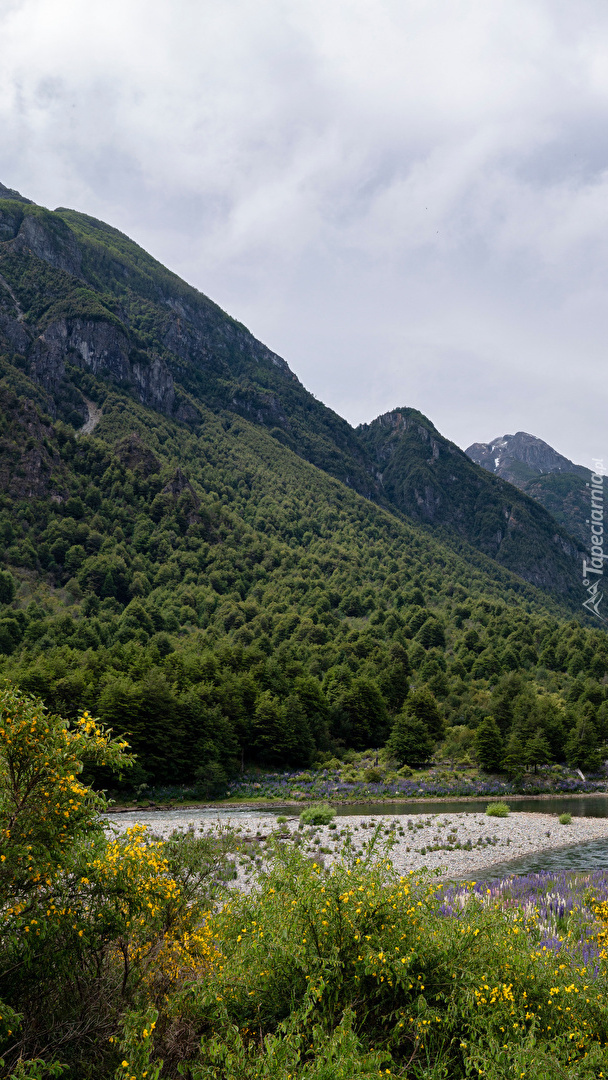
[105,807,608,881]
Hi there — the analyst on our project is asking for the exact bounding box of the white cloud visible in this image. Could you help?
[1,0,608,464]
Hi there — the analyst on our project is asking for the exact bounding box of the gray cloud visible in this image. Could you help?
[1,0,608,465]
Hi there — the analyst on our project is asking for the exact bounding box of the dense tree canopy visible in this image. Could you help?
[0,381,604,787]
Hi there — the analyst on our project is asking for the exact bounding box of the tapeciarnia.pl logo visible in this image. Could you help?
[582,459,605,620]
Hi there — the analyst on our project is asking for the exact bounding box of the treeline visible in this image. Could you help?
[0,388,606,787]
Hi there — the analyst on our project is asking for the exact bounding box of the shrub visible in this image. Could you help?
[0,685,236,1076]
[323,757,343,770]
[299,803,336,826]
[559,812,572,824]
[277,815,287,824]
[363,766,383,782]
[486,801,510,817]
[165,841,608,1078]
[397,764,413,777]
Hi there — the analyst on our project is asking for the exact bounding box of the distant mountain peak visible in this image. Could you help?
[465,431,587,482]
[465,431,591,547]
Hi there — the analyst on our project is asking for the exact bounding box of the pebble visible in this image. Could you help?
[104,807,608,882]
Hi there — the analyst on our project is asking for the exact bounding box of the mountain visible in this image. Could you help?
[357,410,583,595]
[0,186,585,598]
[0,185,376,497]
[0,182,606,786]
[465,432,591,547]
[465,431,588,484]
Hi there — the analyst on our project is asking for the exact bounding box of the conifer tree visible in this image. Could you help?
[502,730,526,782]
[565,717,602,774]
[387,714,434,766]
[405,687,445,741]
[474,716,503,772]
[525,728,552,773]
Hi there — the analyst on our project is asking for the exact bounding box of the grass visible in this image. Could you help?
[486,801,510,817]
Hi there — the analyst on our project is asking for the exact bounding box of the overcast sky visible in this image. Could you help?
[1,0,607,466]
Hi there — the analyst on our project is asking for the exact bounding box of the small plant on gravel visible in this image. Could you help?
[486,801,510,817]
[559,812,572,824]
[277,815,287,823]
[299,802,336,826]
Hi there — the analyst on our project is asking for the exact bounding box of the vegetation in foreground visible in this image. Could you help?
[4,686,608,1079]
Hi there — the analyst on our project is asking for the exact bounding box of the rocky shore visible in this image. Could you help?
[105,807,608,881]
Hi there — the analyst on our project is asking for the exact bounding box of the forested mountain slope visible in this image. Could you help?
[0,182,377,498]
[0,183,605,787]
[0,376,605,785]
[0,183,584,595]
[357,409,583,596]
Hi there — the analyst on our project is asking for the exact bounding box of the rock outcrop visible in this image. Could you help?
[466,432,588,484]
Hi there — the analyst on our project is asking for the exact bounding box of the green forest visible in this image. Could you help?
[0,186,606,791]
[0,381,605,791]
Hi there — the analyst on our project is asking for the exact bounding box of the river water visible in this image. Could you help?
[335,795,608,818]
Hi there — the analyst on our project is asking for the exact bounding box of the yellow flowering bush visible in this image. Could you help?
[0,683,134,894]
[156,841,608,1080]
[0,688,234,1079]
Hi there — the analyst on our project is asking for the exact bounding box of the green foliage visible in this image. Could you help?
[299,803,336,826]
[387,713,434,766]
[474,716,503,772]
[559,812,572,824]
[404,687,445,742]
[0,571,15,605]
[566,717,602,773]
[486,801,510,817]
[502,730,527,782]
[162,843,608,1079]
[0,195,606,785]
[0,690,236,1077]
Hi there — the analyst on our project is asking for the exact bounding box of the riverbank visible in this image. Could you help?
[106,807,608,881]
[106,789,608,813]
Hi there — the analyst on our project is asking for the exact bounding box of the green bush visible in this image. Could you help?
[559,812,572,824]
[363,766,383,782]
[276,815,287,824]
[166,840,608,1079]
[486,801,510,817]
[299,803,336,826]
[397,764,414,777]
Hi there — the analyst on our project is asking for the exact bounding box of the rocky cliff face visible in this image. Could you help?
[31,317,175,417]
[0,188,375,496]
